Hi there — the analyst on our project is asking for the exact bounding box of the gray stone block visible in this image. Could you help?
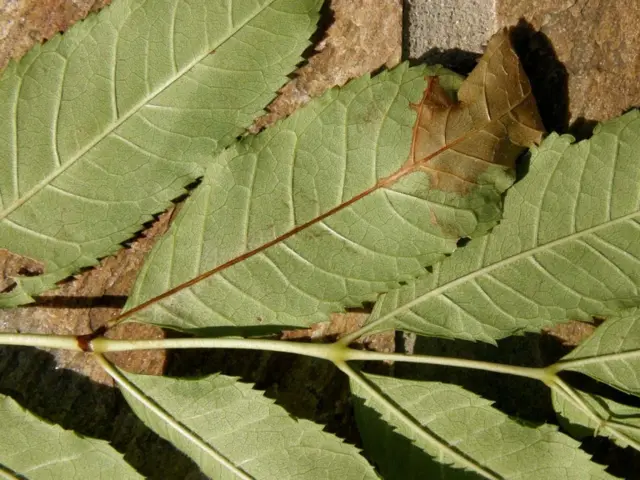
[406,0,497,70]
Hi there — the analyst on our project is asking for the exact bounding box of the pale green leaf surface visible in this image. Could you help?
[552,310,640,450]
[560,308,640,396]
[552,388,640,450]
[120,371,378,480]
[0,394,141,479]
[125,29,545,332]
[0,0,321,306]
[125,64,473,331]
[351,374,614,480]
[364,110,640,343]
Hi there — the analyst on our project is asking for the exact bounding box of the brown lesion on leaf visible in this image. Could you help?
[397,29,546,197]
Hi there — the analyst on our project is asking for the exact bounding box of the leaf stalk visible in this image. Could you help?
[3,331,634,458]
[0,333,81,351]
[0,332,556,382]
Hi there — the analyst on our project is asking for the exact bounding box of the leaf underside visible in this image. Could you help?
[121,371,378,480]
[364,110,640,343]
[553,387,640,450]
[0,0,322,306]
[561,308,640,396]
[351,373,615,480]
[0,394,141,479]
[125,30,543,333]
[551,309,640,450]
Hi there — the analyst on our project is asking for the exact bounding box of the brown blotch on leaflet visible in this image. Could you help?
[403,29,545,197]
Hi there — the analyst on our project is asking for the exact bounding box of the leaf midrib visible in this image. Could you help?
[0,0,277,221]
[367,209,640,333]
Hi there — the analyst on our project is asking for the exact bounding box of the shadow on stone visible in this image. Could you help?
[568,116,599,141]
[28,294,128,309]
[0,346,204,479]
[509,20,570,134]
[409,47,480,76]
[556,369,640,479]
[396,331,640,478]
[300,0,334,62]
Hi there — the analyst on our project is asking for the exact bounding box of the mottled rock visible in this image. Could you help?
[498,0,640,123]
[0,0,110,70]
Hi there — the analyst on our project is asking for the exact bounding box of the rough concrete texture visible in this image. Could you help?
[2,0,639,475]
[252,0,402,132]
[0,0,400,376]
[0,0,398,367]
[406,0,497,69]
[0,210,173,384]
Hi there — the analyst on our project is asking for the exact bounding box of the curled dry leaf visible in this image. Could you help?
[409,30,545,197]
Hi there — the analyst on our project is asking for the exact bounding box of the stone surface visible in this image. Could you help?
[0,209,173,384]
[498,0,640,124]
[405,0,496,71]
[0,0,401,367]
[2,0,639,475]
[0,0,110,70]
[407,0,639,126]
[251,0,402,131]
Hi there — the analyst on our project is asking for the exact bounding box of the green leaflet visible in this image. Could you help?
[0,0,321,306]
[351,373,615,480]
[118,370,378,480]
[363,110,640,343]
[553,388,640,450]
[124,28,545,333]
[0,394,141,479]
[559,308,640,396]
[551,309,640,449]
[124,64,462,331]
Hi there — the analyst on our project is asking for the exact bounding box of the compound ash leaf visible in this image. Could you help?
[0,0,322,307]
[0,394,141,479]
[118,371,378,480]
[362,109,640,343]
[123,29,543,333]
[351,374,615,480]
